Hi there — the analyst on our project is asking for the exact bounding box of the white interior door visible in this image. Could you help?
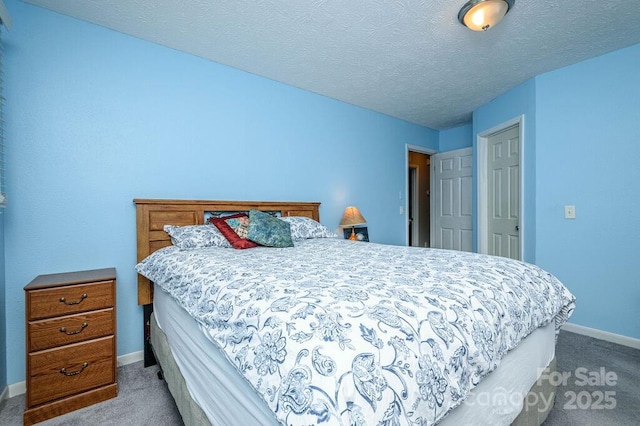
[487,125,520,259]
[432,147,473,251]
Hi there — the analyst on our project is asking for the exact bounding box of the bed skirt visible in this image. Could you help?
[150,312,557,426]
[150,312,211,426]
[512,357,557,425]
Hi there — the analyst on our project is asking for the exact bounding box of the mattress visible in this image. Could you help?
[154,284,557,425]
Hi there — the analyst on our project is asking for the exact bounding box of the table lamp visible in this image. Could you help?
[339,206,367,241]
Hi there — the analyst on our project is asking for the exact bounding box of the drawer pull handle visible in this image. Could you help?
[60,362,88,377]
[60,322,88,335]
[59,293,88,305]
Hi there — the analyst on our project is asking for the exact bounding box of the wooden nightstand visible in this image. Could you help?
[23,268,118,425]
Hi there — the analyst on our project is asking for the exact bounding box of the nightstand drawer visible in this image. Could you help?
[28,336,115,407]
[28,308,115,352]
[27,280,115,320]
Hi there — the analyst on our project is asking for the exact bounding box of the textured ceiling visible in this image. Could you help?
[22,0,640,130]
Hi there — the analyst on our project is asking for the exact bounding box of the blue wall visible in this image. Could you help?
[439,123,472,151]
[534,44,640,339]
[473,79,537,263]
[0,212,5,391]
[3,1,437,383]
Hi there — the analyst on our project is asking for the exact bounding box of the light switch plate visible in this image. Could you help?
[564,205,576,219]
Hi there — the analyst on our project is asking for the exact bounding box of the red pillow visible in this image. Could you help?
[209,213,258,249]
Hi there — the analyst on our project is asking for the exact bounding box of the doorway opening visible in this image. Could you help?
[407,147,434,247]
[408,166,417,246]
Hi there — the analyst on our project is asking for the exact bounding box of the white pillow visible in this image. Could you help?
[164,224,232,249]
[279,216,338,240]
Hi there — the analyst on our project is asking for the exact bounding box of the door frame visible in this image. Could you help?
[405,144,437,246]
[476,115,525,259]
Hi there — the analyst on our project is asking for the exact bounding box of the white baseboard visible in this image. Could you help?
[6,350,145,398]
[8,380,24,398]
[116,350,144,367]
[562,322,640,350]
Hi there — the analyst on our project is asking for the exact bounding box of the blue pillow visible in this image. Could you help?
[247,209,294,248]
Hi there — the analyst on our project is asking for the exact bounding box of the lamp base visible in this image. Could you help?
[348,227,358,241]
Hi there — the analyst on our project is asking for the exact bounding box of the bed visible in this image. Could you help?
[133,199,575,426]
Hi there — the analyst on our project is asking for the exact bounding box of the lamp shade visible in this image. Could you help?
[339,206,366,227]
[458,0,514,32]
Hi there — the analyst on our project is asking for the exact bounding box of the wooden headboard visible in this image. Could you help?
[134,199,321,305]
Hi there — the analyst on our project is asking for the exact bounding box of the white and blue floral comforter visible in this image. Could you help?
[136,238,575,425]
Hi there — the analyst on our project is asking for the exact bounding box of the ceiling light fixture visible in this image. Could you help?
[458,0,514,31]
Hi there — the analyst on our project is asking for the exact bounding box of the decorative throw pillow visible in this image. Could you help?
[280,216,339,240]
[247,209,294,248]
[163,224,231,249]
[209,213,258,249]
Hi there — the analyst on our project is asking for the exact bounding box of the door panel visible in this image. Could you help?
[487,126,520,259]
[432,147,473,252]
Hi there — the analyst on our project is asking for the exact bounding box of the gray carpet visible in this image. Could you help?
[0,361,183,426]
[0,330,638,425]
[542,330,640,425]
